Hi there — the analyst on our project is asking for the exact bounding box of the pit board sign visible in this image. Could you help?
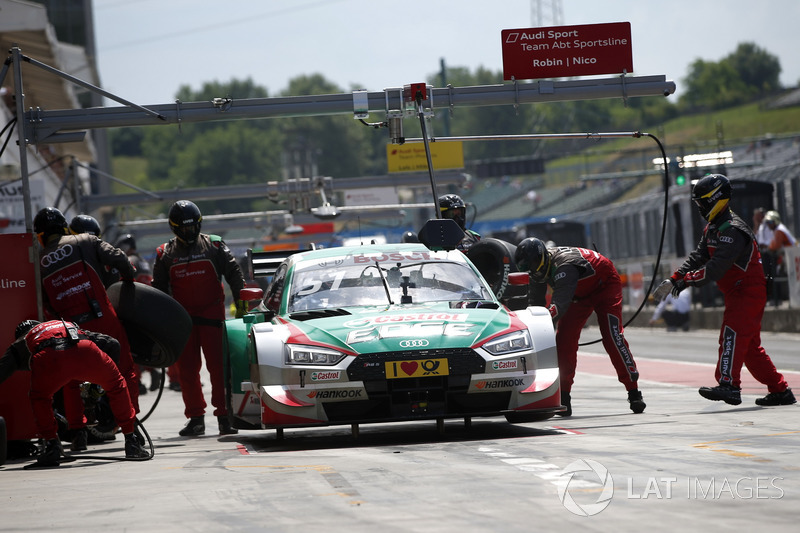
[502,22,632,80]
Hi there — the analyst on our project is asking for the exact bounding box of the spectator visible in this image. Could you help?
[653,174,795,407]
[152,201,245,437]
[752,207,773,250]
[765,210,797,303]
[649,289,691,332]
[515,237,646,417]
[765,210,797,253]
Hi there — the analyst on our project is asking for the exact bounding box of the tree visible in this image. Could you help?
[679,42,783,112]
[724,42,781,94]
[679,58,750,111]
[279,74,381,179]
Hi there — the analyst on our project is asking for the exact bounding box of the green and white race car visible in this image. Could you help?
[224,227,563,437]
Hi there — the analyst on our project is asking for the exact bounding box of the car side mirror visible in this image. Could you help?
[508,272,530,285]
[240,287,264,301]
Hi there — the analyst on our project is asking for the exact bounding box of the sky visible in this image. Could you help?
[93,0,800,106]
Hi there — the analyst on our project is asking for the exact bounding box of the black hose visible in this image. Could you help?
[578,132,670,346]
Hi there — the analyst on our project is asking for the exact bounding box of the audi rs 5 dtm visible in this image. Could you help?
[223,234,563,437]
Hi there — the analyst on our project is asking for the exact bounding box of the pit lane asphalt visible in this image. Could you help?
[1,325,798,532]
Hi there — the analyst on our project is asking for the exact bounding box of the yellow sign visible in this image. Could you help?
[386,142,464,173]
[385,358,450,379]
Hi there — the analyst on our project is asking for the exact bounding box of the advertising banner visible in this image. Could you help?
[0,233,40,440]
[502,22,633,81]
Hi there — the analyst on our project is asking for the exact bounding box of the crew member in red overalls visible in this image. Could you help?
[653,174,794,407]
[33,207,140,451]
[152,200,245,437]
[0,320,149,466]
[515,237,646,417]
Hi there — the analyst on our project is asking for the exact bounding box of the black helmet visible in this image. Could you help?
[515,237,551,283]
[69,214,102,237]
[116,233,137,254]
[692,174,731,221]
[15,319,40,339]
[439,194,466,230]
[168,200,202,244]
[33,207,68,243]
[402,231,419,243]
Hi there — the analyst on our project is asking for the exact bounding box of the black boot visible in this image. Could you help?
[37,438,62,467]
[699,384,741,405]
[124,433,150,459]
[628,389,646,413]
[179,416,205,437]
[218,415,238,435]
[755,387,796,406]
[70,427,88,451]
[557,391,572,417]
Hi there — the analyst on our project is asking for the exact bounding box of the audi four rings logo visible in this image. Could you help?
[41,244,73,267]
[399,339,429,348]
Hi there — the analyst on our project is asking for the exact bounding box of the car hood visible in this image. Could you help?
[278,302,522,354]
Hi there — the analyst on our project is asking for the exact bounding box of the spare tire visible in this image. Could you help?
[466,238,528,309]
[106,282,193,367]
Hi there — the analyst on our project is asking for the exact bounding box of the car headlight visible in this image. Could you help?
[285,344,347,366]
[482,330,531,356]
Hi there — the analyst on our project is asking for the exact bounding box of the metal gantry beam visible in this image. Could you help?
[23,74,675,142]
[81,171,469,211]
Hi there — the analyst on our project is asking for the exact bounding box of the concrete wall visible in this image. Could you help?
[617,305,799,333]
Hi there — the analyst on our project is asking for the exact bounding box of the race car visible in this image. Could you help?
[224,223,563,437]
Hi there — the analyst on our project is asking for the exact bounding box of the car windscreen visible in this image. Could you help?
[288,256,493,312]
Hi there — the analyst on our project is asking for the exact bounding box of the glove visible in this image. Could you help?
[234,300,247,319]
[652,279,673,302]
[670,278,687,298]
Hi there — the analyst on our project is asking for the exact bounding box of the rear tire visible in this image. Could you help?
[106,281,193,367]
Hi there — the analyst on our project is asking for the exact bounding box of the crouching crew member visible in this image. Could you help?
[0,320,150,466]
[515,238,646,416]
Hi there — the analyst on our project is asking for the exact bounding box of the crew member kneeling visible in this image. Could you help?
[0,320,150,466]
